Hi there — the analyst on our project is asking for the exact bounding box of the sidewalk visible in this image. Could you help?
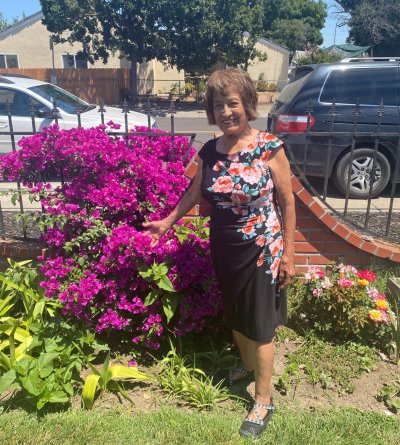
[134,98,274,118]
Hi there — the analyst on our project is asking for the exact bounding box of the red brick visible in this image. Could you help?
[309,231,338,242]
[294,254,309,265]
[184,161,198,179]
[345,255,374,266]
[295,231,308,242]
[345,232,364,248]
[308,201,325,218]
[297,218,322,229]
[322,242,358,254]
[294,206,311,218]
[294,265,309,274]
[359,240,378,255]
[186,206,199,216]
[309,254,337,265]
[320,212,337,229]
[333,223,350,239]
[295,188,313,205]
[295,242,321,253]
[291,177,303,193]
[390,252,400,263]
[374,246,392,259]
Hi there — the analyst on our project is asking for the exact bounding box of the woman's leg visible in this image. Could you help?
[233,331,275,420]
[233,330,254,370]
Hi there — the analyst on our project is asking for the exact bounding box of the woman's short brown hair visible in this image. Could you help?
[204,68,258,125]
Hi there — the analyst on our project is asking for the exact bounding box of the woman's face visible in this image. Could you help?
[213,88,249,137]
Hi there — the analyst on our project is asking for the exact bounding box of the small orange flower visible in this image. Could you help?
[357,279,369,286]
[375,299,389,311]
[368,309,383,323]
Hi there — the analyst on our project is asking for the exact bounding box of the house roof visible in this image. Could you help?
[0,11,44,41]
[258,37,290,55]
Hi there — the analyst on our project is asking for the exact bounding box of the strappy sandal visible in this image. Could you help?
[239,399,276,437]
[227,366,254,386]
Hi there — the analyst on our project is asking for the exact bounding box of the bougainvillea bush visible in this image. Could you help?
[1,124,223,351]
[288,264,394,351]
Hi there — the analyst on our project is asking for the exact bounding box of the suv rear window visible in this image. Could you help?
[276,69,312,105]
[320,67,398,106]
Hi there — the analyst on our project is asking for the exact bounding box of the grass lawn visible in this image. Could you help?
[1,406,399,445]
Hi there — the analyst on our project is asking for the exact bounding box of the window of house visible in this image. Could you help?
[62,54,88,69]
[0,54,19,69]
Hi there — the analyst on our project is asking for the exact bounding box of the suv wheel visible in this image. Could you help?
[333,148,391,199]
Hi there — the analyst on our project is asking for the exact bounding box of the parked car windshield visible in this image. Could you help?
[28,84,95,114]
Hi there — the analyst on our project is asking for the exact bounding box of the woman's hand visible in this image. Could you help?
[279,254,295,287]
[142,219,171,247]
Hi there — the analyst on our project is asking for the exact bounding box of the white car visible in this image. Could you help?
[0,74,158,154]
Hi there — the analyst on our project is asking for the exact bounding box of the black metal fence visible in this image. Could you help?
[276,99,400,244]
[0,98,198,241]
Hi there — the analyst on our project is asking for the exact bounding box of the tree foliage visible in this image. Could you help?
[40,0,266,75]
[0,12,9,31]
[335,0,400,56]
[262,0,327,50]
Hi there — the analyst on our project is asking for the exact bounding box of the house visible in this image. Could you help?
[0,12,183,96]
[246,38,290,91]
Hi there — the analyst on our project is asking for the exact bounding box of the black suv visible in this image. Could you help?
[268,59,400,198]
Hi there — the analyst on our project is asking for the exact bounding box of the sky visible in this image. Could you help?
[1,0,349,48]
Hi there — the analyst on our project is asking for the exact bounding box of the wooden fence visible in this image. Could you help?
[0,68,131,105]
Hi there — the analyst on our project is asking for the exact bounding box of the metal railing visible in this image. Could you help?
[0,98,198,241]
[276,99,400,244]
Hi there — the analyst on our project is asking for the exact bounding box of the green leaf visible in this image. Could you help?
[158,275,175,292]
[162,294,179,323]
[82,373,101,409]
[0,369,17,392]
[20,369,42,396]
[48,390,69,404]
[32,301,45,320]
[143,289,162,306]
[37,352,58,378]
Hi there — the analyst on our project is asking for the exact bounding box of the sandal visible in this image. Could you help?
[227,366,254,386]
[239,399,276,437]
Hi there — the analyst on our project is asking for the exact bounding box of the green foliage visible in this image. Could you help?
[335,0,400,56]
[157,339,238,409]
[276,335,377,395]
[377,380,400,413]
[296,48,343,65]
[263,0,327,51]
[81,351,150,409]
[0,259,107,410]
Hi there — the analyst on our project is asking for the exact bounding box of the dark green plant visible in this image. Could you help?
[0,260,107,410]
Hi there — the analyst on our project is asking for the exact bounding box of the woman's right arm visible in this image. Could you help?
[143,158,204,247]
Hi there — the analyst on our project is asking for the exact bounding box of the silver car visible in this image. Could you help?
[0,74,158,154]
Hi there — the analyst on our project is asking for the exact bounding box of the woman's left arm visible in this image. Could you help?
[267,146,296,286]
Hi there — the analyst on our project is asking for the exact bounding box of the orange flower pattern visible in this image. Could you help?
[205,132,284,282]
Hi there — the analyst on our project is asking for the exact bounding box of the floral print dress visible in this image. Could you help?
[198,132,287,342]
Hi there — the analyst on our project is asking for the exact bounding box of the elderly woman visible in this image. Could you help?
[143,68,296,437]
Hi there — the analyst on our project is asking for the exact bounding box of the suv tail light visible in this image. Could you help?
[275,114,315,133]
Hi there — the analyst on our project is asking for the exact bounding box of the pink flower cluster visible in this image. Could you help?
[304,264,391,324]
[1,125,222,350]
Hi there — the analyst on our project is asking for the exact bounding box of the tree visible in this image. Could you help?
[262,0,327,50]
[158,0,266,74]
[335,0,400,56]
[40,0,170,101]
[40,0,267,84]
[0,13,9,31]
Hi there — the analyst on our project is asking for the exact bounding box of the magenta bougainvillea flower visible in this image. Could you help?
[1,124,223,350]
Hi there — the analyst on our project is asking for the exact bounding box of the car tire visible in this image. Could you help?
[333,148,391,199]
